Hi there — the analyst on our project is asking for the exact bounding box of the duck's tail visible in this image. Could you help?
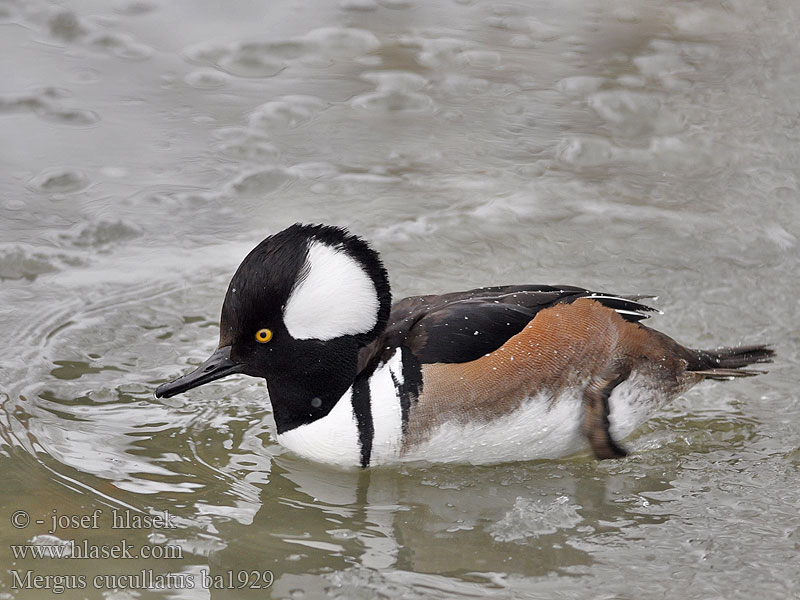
[688,344,775,380]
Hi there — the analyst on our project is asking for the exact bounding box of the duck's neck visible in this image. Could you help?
[267,364,356,435]
[272,349,407,468]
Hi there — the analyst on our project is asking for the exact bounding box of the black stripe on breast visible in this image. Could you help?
[392,347,423,436]
[351,376,373,468]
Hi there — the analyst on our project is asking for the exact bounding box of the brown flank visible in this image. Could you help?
[403,299,699,456]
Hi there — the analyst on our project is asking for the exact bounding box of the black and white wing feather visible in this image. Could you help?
[358,285,658,371]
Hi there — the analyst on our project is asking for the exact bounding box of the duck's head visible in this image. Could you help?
[155,224,391,429]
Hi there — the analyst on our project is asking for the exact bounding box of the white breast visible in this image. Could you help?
[367,349,404,465]
[275,387,362,467]
[274,350,405,467]
[401,391,588,465]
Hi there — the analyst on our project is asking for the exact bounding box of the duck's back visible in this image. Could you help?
[356,285,771,465]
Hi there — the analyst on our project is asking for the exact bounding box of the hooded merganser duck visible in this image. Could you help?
[155,224,774,467]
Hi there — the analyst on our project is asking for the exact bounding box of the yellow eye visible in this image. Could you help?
[255,328,273,343]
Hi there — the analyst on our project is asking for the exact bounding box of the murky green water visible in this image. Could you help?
[1,0,798,598]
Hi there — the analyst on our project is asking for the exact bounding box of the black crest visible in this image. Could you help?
[219,223,392,348]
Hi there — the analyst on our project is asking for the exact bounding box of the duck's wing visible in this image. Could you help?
[358,285,657,371]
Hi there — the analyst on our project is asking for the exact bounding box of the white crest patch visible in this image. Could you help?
[283,240,379,340]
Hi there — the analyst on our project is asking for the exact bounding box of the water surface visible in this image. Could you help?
[1,0,798,598]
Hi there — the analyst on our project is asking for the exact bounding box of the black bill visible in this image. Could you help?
[155,346,243,399]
